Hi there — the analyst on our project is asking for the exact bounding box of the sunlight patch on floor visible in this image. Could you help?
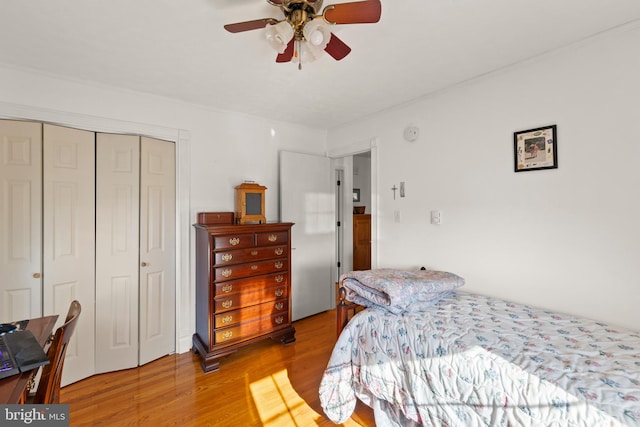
[250,369,324,426]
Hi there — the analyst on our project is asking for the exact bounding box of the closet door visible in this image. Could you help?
[43,124,96,386]
[139,136,176,364]
[95,133,140,373]
[0,120,42,322]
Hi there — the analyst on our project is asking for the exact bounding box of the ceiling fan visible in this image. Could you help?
[224,0,382,68]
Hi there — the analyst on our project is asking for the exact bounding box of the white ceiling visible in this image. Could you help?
[2,1,640,129]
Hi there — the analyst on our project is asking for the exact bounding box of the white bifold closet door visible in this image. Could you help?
[0,120,42,323]
[1,120,175,385]
[137,136,176,365]
[95,133,140,373]
[43,123,96,385]
[95,133,175,373]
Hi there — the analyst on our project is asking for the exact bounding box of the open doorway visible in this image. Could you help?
[330,145,377,291]
[352,152,371,270]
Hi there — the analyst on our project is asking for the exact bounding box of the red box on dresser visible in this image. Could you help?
[192,218,295,372]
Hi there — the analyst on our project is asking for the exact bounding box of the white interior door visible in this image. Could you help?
[280,151,334,320]
[43,123,95,386]
[139,136,175,364]
[0,120,42,322]
[95,133,140,373]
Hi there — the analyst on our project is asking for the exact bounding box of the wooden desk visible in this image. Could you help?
[0,315,58,403]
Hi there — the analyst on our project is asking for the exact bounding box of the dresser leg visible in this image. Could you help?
[192,333,224,373]
[271,325,296,345]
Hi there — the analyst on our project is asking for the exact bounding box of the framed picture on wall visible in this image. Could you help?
[513,125,558,172]
[353,188,360,202]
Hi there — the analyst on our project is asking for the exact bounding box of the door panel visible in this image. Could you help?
[43,123,95,386]
[0,120,42,322]
[280,151,334,320]
[95,133,140,373]
[139,136,175,365]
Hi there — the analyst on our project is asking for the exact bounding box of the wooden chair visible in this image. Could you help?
[30,300,81,404]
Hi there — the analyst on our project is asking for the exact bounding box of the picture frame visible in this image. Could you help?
[513,125,557,172]
[353,188,360,202]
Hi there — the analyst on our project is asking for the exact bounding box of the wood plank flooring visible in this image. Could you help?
[60,309,375,426]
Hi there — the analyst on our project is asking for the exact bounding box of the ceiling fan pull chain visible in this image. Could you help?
[295,39,302,70]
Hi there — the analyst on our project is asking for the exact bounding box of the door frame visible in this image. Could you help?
[0,102,192,354]
[328,138,378,289]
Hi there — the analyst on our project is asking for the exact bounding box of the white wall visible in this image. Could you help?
[0,65,327,353]
[327,23,640,331]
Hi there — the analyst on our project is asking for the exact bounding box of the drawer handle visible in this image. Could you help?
[251,264,258,270]
[275,248,284,256]
[222,253,233,262]
[268,234,277,242]
[275,275,284,283]
[229,237,240,246]
[275,302,284,310]
[251,250,258,256]
[222,300,233,309]
[221,269,232,278]
[222,331,233,339]
[221,315,233,324]
[275,289,284,297]
[275,316,284,325]
[222,284,233,293]
[275,261,283,269]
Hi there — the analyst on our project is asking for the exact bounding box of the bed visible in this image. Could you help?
[319,269,640,426]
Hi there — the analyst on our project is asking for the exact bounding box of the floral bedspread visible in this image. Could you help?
[319,291,640,426]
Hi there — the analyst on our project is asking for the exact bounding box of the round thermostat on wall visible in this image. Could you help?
[403,125,419,142]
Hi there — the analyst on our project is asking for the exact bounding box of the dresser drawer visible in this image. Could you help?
[214,299,288,328]
[212,233,254,250]
[213,245,287,266]
[214,312,289,344]
[213,259,287,282]
[256,231,288,246]
[214,272,287,297]
[214,285,288,312]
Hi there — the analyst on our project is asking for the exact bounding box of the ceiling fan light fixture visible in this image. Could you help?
[302,18,330,49]
[265,21,294,53]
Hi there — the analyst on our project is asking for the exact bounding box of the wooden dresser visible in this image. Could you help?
[192,221,296,372]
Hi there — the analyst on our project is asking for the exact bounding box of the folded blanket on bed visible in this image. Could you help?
[341,268,465,314]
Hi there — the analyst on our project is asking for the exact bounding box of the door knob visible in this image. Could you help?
[141,262,149,267]
[33,273,41,278]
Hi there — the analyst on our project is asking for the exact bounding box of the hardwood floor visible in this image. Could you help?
[60,309,375,426]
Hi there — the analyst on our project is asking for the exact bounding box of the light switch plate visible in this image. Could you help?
[430,210,441,225]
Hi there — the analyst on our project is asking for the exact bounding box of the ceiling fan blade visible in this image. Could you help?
[224,18,278,33]
[276,39,295,62]
[324,33,351,60]
[323,0,381,25]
